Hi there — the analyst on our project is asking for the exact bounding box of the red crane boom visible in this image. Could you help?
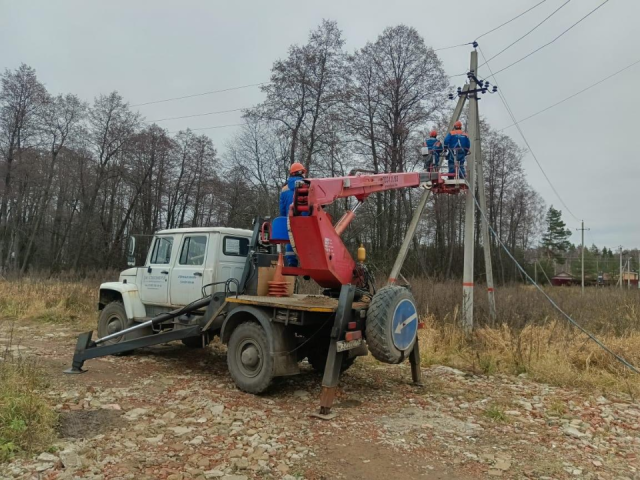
[282,172,430,288]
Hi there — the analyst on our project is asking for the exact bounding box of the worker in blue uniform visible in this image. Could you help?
[279,162,307,267]
[424,130,443,172]
[444,120,471,179]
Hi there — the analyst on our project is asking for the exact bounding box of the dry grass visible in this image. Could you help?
[418,318,640,396]
[406,278,640,396]
[0,279,98,329]
[0,322,57,462]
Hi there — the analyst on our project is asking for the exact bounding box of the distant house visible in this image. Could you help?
[621,271,639,287]
[551,272,577,286]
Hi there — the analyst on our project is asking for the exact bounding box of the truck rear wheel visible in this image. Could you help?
[97,301,134,355]
[227,322,274,394]
[365,286,419,364]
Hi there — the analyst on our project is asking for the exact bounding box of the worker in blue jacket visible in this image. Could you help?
[279,162,307,267]
[444,120,471,178]
[424,130,443,172]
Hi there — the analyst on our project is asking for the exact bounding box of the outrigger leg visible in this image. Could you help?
[312,284,356,420]
[63,296,213,374]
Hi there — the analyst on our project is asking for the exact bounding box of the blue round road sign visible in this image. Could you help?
[391,299,418,351]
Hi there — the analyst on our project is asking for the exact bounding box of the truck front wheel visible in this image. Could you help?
[227,322,274,394]
[97,301,134,355]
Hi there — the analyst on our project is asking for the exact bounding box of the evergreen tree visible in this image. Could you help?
[541,206,572,264]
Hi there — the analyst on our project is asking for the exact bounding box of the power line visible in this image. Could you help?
[498,58,640,131]
[434,0,549,52]
[145,107,248,123]
[131,82,268,107]
[434,42,474,53]
[167,122,248,134]
[476,0,550,40]
[479,0,571,66]
[478,46,579,221]
[488,0,611,78]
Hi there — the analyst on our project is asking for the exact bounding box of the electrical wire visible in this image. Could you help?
[488,0,611,78]
[435,0,549,51]
[476,0,550,40]
[167,122,248,134]
[479,0,571,66]
[434,42,474,52]
[498,58,640,131]
[468,185,639,374]
[478,46,579,221]
[146,107,248,123]
[131,82,268,107]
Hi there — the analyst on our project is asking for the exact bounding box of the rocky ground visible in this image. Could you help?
[1,320,639,480]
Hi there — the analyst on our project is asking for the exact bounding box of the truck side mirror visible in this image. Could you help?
[127,236,136,266]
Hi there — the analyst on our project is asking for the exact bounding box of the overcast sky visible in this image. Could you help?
[1,0,637,249]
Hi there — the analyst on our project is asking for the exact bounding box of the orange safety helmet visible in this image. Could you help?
[454,120,462,129]
[429,130,438,137]
[289,162,306,176]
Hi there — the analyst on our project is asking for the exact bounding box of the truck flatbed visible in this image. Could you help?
[226,294,369,313]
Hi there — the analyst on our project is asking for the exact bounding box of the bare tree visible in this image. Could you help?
[0,64,47,271]
[72,92,140,268]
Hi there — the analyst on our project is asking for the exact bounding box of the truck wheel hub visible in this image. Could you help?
[107,316,123,334]
[241,345,259,367]
[237,340,263,377]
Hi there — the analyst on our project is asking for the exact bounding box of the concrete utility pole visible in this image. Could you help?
[474,103,497,322]
[627,257,631,289]
[576,221,590,294]
[461,50,478,334]
[619,246,623,288]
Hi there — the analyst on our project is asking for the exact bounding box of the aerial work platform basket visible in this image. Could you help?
[421,148,468,195]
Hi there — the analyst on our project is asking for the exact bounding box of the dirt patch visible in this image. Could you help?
[57,409,125,439]
[308,432,470,480]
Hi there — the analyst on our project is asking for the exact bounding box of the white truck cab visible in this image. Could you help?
[100,227,253,321]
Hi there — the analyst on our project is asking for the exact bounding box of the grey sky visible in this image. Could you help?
[1,0,637,249]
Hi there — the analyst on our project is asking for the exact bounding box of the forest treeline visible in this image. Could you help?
[0,20,622,281]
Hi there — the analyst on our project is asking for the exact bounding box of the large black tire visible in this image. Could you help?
[227,322,274,394]
[365,286,419,364]
[307,345,356,373]
[97,301,134,355]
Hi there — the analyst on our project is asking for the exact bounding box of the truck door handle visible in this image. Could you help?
[194,272,202,277]
[161,270,169,274]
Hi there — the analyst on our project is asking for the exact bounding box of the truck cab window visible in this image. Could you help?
[223,236,249,256]
[179,236,207,265]
[150,237,173,264]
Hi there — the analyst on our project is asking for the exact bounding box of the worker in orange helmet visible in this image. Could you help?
[424,130,443,172]
[279,162,307,266]
[444,120,471,178]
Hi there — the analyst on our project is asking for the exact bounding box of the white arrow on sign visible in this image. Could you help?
[394,312,417,334]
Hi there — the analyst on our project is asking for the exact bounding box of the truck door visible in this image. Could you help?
[215,235,250,292]
[140,235,176,305]
[169,234,209,306]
